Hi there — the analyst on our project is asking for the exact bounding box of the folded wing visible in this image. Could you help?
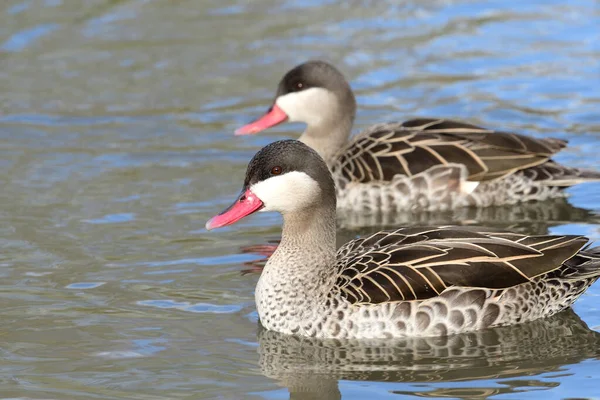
[336,226,587,304]
[332,118,567,185]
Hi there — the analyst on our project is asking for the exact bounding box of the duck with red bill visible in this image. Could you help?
[231,60,600,218]
[204,139,600,340]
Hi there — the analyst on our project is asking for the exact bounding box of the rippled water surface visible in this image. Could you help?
[2,1,600,399]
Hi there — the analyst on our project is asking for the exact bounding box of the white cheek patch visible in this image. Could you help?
[250,171,321,214]
[275,88,337,126]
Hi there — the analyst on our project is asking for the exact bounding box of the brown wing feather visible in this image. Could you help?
[519,161,600,187]
[335,226,587,304]
[332,118,568,184]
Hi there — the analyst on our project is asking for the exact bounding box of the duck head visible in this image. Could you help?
[206,140,335,230]
[235,61,356,136]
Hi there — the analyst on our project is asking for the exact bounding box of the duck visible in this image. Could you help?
[235,60,600,214]
[206,140,600,339]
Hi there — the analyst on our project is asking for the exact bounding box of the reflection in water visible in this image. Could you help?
[257,310,600,400]
[338,197,599,232]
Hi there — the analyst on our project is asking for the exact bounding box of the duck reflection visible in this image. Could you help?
[337,197,600,232]
[257,309,600,400]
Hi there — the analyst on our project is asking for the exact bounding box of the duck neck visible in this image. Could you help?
[298,101,355,166]
[273,204,337,272]
[256,203,337,314]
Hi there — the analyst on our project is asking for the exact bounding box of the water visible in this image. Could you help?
[1,0,599,399]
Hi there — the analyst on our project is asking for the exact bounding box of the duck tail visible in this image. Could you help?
[542,137,568,152]
[524,161,600,188]
[562,244,600,280]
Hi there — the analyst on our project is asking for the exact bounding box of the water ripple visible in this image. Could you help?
[2,23,59,52]
[137,299,244,314]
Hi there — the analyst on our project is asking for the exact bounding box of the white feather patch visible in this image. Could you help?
[276,88,337,126]
[251,171,321,213]
[461,180,480,194]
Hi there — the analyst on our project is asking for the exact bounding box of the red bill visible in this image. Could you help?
[205,189,264,230]
[235,104,288,136]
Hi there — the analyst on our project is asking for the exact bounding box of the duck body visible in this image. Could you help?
[257,225,600,339]
[207,140,600,339]
[236,61,600,215]
[331,118,598,213]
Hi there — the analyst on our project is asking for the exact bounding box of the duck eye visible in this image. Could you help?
[271,166,282,175]
[294,81,303,90]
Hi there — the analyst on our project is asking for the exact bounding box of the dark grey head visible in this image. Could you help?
[245,140,330,184]
[235,61,356,136]
[275,61,354,99]
[205,140,336,230]
[244,139,336,210]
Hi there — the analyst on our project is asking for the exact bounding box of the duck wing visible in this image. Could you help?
[335,226,587,304]
[519,160,600,187]
[332,118,566,185]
